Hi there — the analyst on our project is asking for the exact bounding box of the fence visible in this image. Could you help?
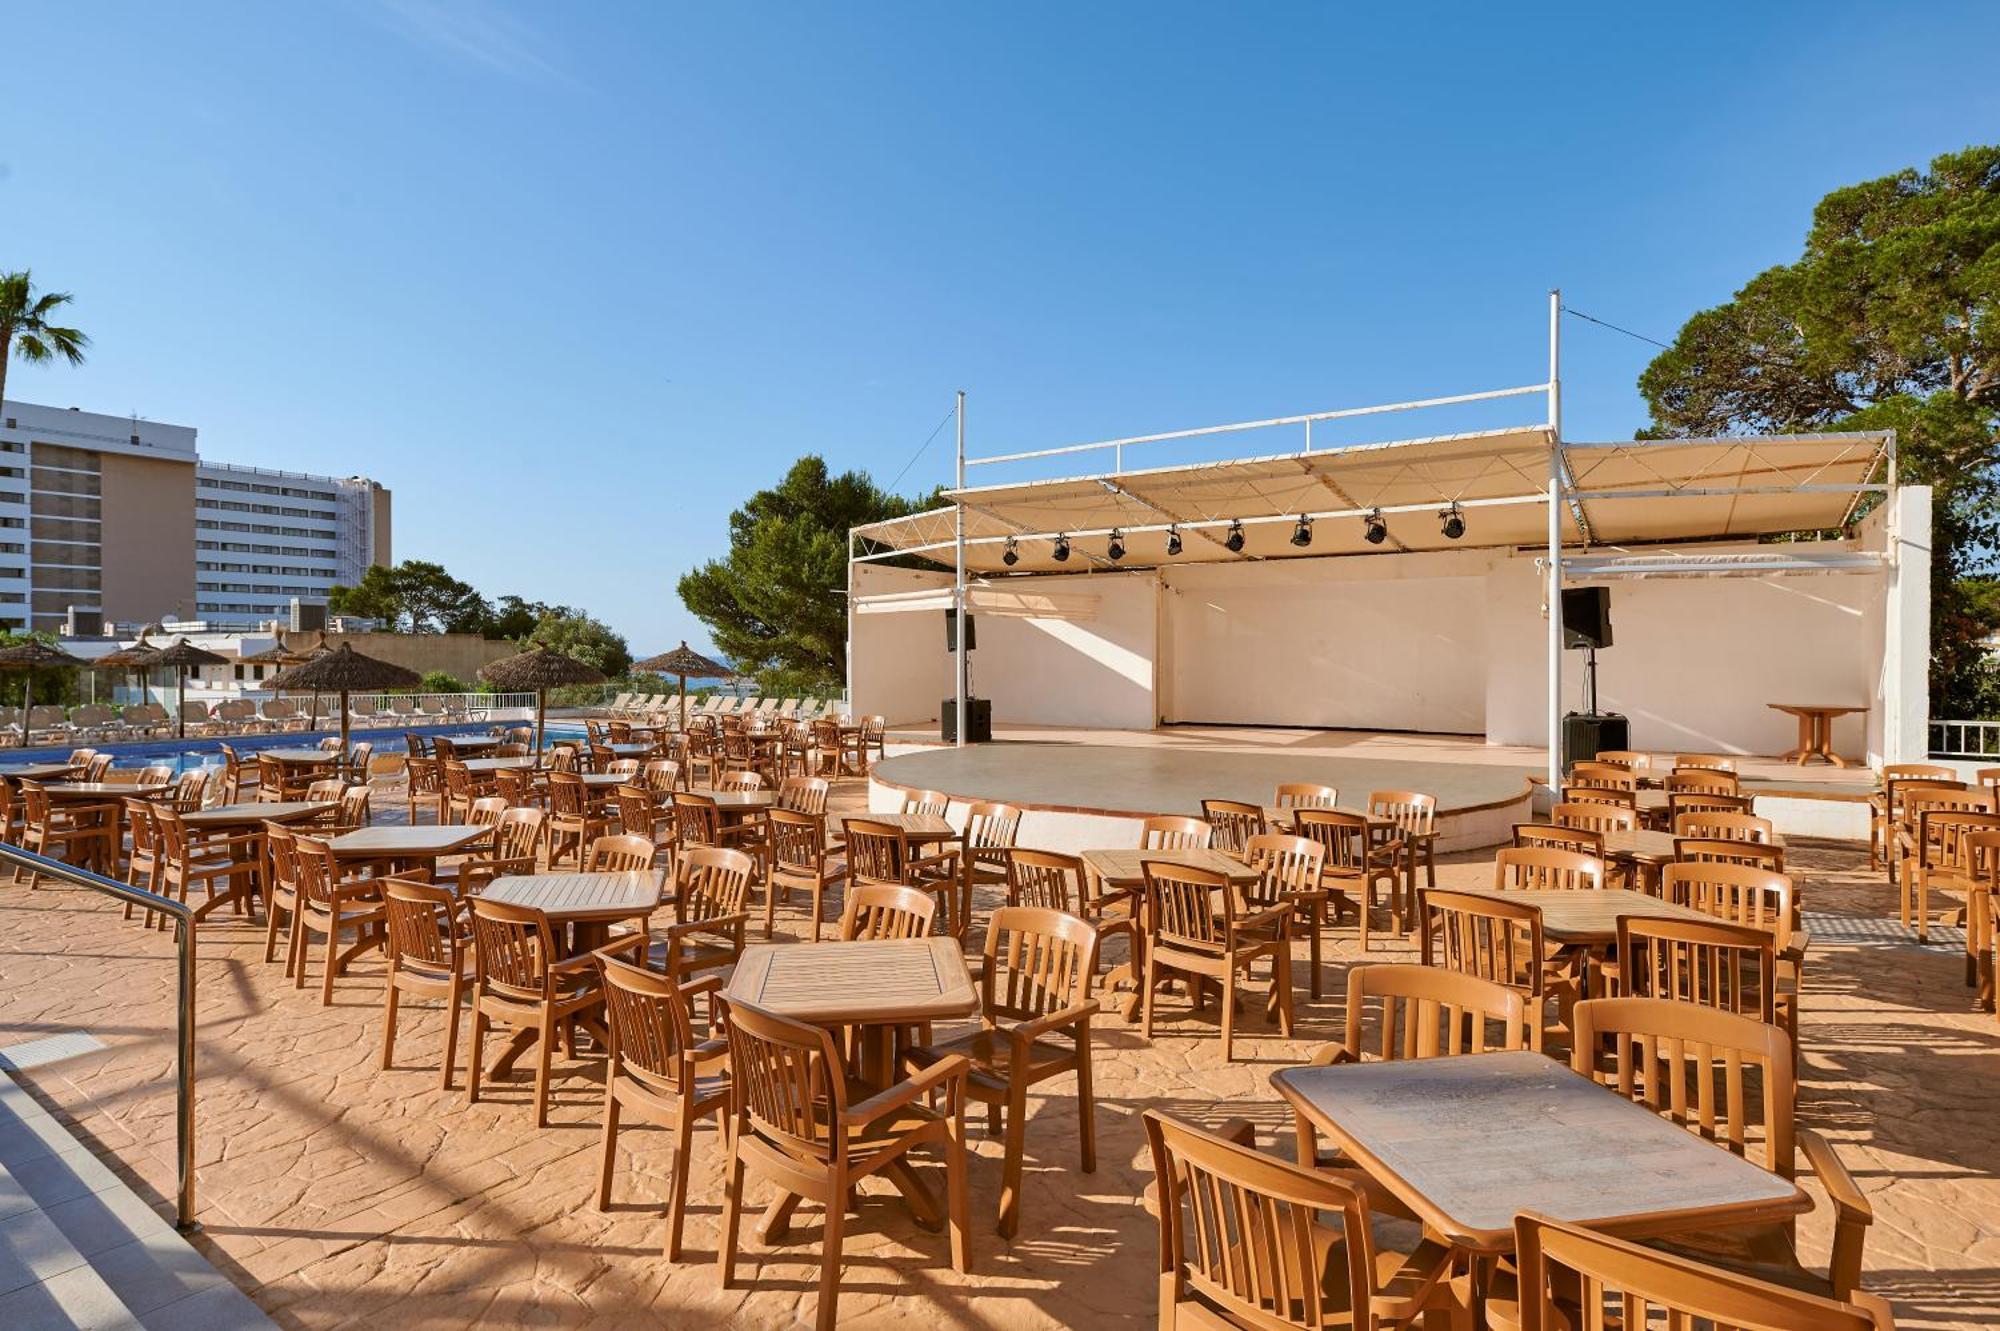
[0,842,198,1232]
[1930,719,2000,759]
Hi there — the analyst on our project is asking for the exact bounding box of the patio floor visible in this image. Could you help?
[0,770,1993,1329]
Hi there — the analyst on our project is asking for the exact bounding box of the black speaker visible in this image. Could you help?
[1562,712,1630,770]
[940,698,991,743]
[1561,586,1612,650]
[943,611,976,653]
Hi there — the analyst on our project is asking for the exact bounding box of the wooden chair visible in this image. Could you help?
[217,742,257,803]
[1419,888,1570,1050]
[547,771,611,868]
[1272,781,1338,809]
[1493,845,1603,891]
[454,806,545,895]
[644,757,686,796]
[904,906,1099,1237]
[716,769,766,793]
[1199,798,1266,855]
[1618,915,1777,1026]
[716,996,970,1330]
[1144,1108,1456,1331]
[290,832,387,1006]
[768,807,845,941]
[119,798,163,924]
[1551,800,1635,836]
[1293,807,1397,952]
[776,774,829,815]
[1674,810,1773,842]
[1513,822,1603,857]
[333,783,372,833]
[1870,766,1958,871]
[493,765,541,812]
[169,768,209,812]
[1904,806,2000,940]
[660,845,755,985]
[958,801,1021,939]
[15,780,108,885]
[1004,847,1081,913]
[671,790,765,882]
[380,877,473,1088]
[1139,860,1293,1061]
[1592,750,1653,777]
[1367,789,1438,904]
[844,817,959,935]
[465,895,607,1127]
[1674,754,1739,775]
[1139,815,1211,850]
[1675,836,1787,875]
[839,883,938,941]
[402,757,444,822]
[585,833,658,873]
[1508,1211,1891,1331]
[1242,832,1330,1000]
[902,787,952,818]
[593,950,730,1260]
[1568,998,1877,1303]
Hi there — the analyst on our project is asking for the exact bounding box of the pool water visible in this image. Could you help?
[1,722,526,776]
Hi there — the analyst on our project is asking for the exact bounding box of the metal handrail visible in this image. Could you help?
[0,842,198,1232]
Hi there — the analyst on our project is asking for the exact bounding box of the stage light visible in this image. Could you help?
[1363,510,1387,545]
[1001,536,1019,566]
[1440,504,1465,540]
[1166,525,1183,556]
[1224,520,1245,553]
[1052,533,1071,562]
[1107,529,1125,561]
[1290,515,1313,548]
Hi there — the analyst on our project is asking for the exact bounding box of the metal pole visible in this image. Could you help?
[174,918,197,1231]
[1547,288,1564,786]
[954,391,968,749]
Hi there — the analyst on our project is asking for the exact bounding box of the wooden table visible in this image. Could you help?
[844,811,959,845]
[260,748,343,765]
[436,734,501,752]
[1445,887,1718,947]
[181,799,336,830]
[34,783,155,875]
[460,756,539,774]
[727,938,977,1083]
[599,742,655,759]
[0,763,82,782]
[1271,1051,1810,1257]
[1769,703,1865,768]
[326,823,492,870]
[1081,847,1264,1021]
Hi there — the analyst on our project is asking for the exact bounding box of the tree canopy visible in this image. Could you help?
[327,564,630,675]
[0,270,89,409]
[678,456,927,690]
[1639,144,2000,715]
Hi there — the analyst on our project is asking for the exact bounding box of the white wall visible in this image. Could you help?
[848,563,953,724]
[1162,552,1491,732]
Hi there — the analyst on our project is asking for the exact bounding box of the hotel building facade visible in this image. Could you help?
[0,400,391,633]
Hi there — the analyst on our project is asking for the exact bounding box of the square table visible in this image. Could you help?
[460,756,540,774]
[599,742,655,759]
[1081,848,1265,1021]
[0,763,83,782]
[1271,1050,1809,1256]
[326,823,492,870]
[435,734,502,752]
[181,800,337,830]
[260,748,344,765]
[844,811,958,844]
[1442,887,1719,948]
[481,870,665,928]
[726,937,977,1083]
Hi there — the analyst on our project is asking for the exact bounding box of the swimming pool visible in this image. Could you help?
[0,722,520,776]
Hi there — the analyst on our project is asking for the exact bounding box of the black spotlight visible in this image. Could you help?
[1440,504,1465,540]
[1290,514,1313,548]
[1052,533,1071,562]
[1224,520,1245,553]
[1106,529,1125,561]
[1001,536,1019,566]
[1166,525,1183,556]
[1363,510,1387,545]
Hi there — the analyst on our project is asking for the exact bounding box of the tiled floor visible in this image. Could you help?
[0,771,1994,1329]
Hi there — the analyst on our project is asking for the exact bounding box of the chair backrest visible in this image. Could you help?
[1367,789,1436,836]
[643,759,683,795]
[902,788,951,819]
[612,784,655,838]
[1511,1212,1889,1331]
[843,818,911,884]
[1326,962,1530,1063]
[382,877,461,980]
[1673,837,1787,874]
[547,770,589,817]
[263,821,301,896]
[1291,806,1372,873]
[122,798,158,868]
[1910,800,2000,869]
[336,783,372,830]
[1673,810,1773,842]
[468,896,560,1001]
[1241,833,1325,912]
[1618,915,1777,1024]
[963,800,1021,854]
[981,906,1098,1025]
[1420,888,1546,1000]
[585,833,657,873]
[777,775,829,814]
[598,951,706,1096]
[670,791,723,847]
[1561,784,1637,810]
[1272,781,1338,809]
[1004,847,1083,913]
[171,768,208,811]
[767,806,827,872]
[1144,1109,1381,1331]
[1665,768,1741,797]
[673,844,755,923]
[839,883,936,940]
[719,995,844,1159]
[84,753,114,782]
[1140,815,1211,851]
[1141,859,1231,951]
[1513,822,1604,857]
[1199,799,1266,854]
[717,769,765,792]
[1673,754,1738,775]
[548,743,581,773]
[1552,800,1636,834]
[1493,845,1603,891]
[604,757,641,779]
[1662,861,1795,953]
[491,805,544,862]
[1567,764,1638,795]
[1592,750,1652,776]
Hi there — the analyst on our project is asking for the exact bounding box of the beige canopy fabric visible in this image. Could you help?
[851,427,1891,575]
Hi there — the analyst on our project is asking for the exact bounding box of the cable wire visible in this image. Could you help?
[886,404,959,494]
[1563,305,1672,351]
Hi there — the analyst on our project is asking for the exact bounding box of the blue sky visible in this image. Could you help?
[4,2,1997,653]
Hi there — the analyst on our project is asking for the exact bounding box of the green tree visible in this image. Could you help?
[0,271,89,407]
[679,456,924,689]
[488,594,547,640]
[1638,144,2000,716]
[528,607,630,677]
[416,669,472,694]
[327,565,402,623]
[328,560,491,634]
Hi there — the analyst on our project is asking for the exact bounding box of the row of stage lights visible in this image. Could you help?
[1001,504,1467,565]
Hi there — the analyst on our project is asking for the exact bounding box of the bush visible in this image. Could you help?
[417,670,471,694]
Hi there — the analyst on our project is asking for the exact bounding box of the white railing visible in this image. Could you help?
[1929,719,2000,759]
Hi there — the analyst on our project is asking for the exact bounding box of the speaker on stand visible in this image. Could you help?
[1560,586,1628,768]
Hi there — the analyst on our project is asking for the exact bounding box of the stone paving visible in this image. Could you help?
[0,776,1994,1329]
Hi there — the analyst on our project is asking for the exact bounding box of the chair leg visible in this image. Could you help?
[816,1167,847,1331]
[1220,970,1236,1062]
[1307,911,1323,1001]
[380,982,400,1069]
[1274,951,1295,1037]
[997,1078,1029,1238]
[534,1008,556,1128]
[1140,958,1158,1041]
[320,920,340,1006]
[946,1107,972,1273]
[718,1130,744,1287]
[596,1088,620,1210]
[440,978,463,1091]
[466,1009,486,1105]
[1076,1043,1097,1173]
[665,1107,695,1261]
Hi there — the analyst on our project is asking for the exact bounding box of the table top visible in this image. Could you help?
[0,763,81,781]
[434,734,501,751]
[260,748,344,764]
[710,790,775,810]
[1082,846,1263,888]
[844,811,957,840]
[1598,826,1786,864]
[481,870,664,922]
[1271,1051,1808,1253]
[1444,887,1720,946]
[459,756,539,773]
[726,938,978,1026]
[183,800,337,829]
[44,782,167,800]
[599,742,655,757]
[327,824,493,858]
[577,771,634,789]
[1768,703,1868,717]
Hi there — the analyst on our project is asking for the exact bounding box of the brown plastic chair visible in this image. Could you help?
[716,995,970,1331]
[593,951,730,1260]
[1663,860,1802,1045]
[716,769,766,793]
[1368,789,1438,903]
[585,833,658,874]
[547,771,611,868]
[661,845,755,984]
[904,906,1099,1237]
[1618,915,1777,1025]
[1552,800,1635,835]
[455,807,545,895]
[613,783,668,856]
[1513,822,1603,857]
[1562,784,1637,810]
[671,790,766,885]
[768,807,845,941]
[1139,859,1293,1061]
[151,804,257,922]
[1493,845,1603,891]
[838,882,937,940]
[1140,815,1211,850]
[380,877,473,1089]
[1199,798,1266,855]
[1243,832,1330,999]
[957,801,1022,939]
[844,818,958,935]
[15,780,106,885]
[777,774,830,814]
[1870,767,1959,871]
[1272,781,1338,809]
[1675,837,1787,875]
[1419,888,1567,1050]
[1905,806,2000,940]
[1569,997,1877,1302]
[1293,807,1397,952]
[902,787,952,818]
[1143,1109,1457,1331]
[465,895,606,1127]
[1962,829,2000,1008]
[119,799,162,924]
[290,831,386,1006]
[1673,754,1739,775]
[1673,810,1773,842]
[1592,749,1653,776]
[1508,1211,1890,1331]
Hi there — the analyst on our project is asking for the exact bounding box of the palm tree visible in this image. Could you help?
[0,271,90,409]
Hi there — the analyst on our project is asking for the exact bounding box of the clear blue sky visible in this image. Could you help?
[5,3,1997,654]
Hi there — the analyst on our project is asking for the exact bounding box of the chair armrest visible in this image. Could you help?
[1306,1043,1359,1067]
[667,912,749,939]
[1797,1128,1872,1225]
[551,949,606,976]
[593,933,650,965]
[842,1053,970,1128]
[1232,904,1294,936]
[687,1037,729,1066]
[1008,999,1100,1046]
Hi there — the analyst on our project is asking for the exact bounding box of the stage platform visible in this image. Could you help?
[868,725,1877,849]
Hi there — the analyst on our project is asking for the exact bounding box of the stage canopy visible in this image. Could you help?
[851,427,1892,575]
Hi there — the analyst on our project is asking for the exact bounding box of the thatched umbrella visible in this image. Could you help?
[240,633,329,726]
[98,631,164,709]
[0,639,88,744]
[265,642,420,754]
[633,641,731,729]
[154,638,231,740]
[478,645,605,756]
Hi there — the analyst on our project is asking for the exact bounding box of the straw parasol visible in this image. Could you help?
[98,630,164,706]
[633,641,731,729]
[264,642,420,754]
[478,645,605,755]
[239,632,330,726]
[0,639,88,744]
[153,638,231,740]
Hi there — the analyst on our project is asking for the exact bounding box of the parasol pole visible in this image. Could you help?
[21,670,31,746]
[339,688,351,755]
[177,667,187,740]
[679,671,688,730]
[535,687,548,757]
